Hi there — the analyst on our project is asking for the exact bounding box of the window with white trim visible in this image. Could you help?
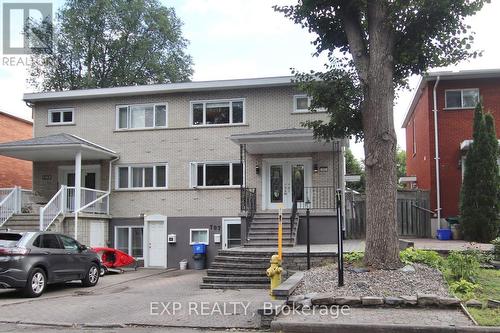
[190,162,243,188]
[116,164,168,189]
[445,89,479,109]
[293,95,326,113]
[115,226,143,258]
[191,99,244,126]
[117,103,167,129]
[190,228,209,245]
[48,108,74,125]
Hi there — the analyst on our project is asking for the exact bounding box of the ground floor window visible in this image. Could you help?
[115,226,144,258]
[190,161,243,187]
[190,228,209,245]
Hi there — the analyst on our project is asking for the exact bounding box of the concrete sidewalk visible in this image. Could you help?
[271,307,500,332]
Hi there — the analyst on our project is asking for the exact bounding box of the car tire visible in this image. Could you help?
[82,263,100,287]
[99,266,107,277]
[23,268,46,298]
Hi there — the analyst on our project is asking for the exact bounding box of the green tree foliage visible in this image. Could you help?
[396,147,406,180]
[28,0,193,91]
[460,103,500,242]
[345,148,365,192]
[275,0,487,268]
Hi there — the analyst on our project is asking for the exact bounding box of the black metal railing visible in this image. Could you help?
[297,186,336,210]
[290,199,298,239]
[241,187,256,240]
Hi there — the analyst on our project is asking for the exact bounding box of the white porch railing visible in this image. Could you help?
[0,187,34,227]
[40,186,110,231]
[0,188,17,227]
[39,186,66,231]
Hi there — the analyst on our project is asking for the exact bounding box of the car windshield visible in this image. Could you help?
[0,233,23,248]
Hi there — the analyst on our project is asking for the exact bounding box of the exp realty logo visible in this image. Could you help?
[1,1,53,65]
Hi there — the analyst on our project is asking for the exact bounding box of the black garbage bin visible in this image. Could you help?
[192,243,207,270]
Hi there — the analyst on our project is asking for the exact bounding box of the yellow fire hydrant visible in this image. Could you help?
[266,254,283,299]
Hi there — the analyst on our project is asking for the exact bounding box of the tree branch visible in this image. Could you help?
[340,4,369,84]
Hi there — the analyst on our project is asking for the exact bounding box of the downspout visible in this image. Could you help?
[108,157,120,215]
[432,76,441,225]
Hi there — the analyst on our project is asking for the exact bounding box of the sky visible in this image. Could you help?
[1,0,500,159]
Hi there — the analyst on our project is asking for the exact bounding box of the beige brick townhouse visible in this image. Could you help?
[0,76,346,268]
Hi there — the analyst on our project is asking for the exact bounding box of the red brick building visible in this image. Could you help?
[402,69,500,231]
[0,111,32,189]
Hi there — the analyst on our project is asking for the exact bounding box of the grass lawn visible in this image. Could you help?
[466,269,500,326]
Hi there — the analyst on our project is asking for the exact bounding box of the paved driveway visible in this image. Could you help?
[0,269,269,329]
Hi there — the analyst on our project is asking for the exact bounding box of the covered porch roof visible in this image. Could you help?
[0,133,118,161]
[229,128,345,154]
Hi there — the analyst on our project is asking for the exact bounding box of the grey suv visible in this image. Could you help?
[0,231,101,297]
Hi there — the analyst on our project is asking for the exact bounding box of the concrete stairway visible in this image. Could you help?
[200,249,272,289]
[244,212,299,247]
[2,214,41,231]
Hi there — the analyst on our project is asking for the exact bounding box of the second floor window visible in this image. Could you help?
[117,104,167,130]
[48,108,74,125]
[445,89,479,109]
[190,162,243,187]
[191,99,245,126]
[116,164,167,189]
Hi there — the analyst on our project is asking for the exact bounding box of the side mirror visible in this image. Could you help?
[79,244,87,252]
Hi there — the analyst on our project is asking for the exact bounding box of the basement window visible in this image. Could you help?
[190,228,209,245]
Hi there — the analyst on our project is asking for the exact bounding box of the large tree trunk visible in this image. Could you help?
[362,1,400,269]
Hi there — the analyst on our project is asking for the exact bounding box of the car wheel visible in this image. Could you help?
[23,268,46,298]
[99,266,107,276]
[82,263,100,287]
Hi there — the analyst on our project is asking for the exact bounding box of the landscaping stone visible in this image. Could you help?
[399,265,416,273]
[438,297,461,307]
[361,296,384,306]
[417,294,439,306]
[355,281,370,290]
[400,295,418,305]
[298,298,312,309]
[384,296,404,306]
[351,267,370,273]
[333,296,361,306]
[311,293,336,305]
[465,299,483,308]
[287,295,305,307]
[487,299,500,308]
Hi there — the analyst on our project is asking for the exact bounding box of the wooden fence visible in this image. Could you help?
[345,189,432,239]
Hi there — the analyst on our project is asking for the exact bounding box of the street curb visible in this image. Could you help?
[270,321,500,333]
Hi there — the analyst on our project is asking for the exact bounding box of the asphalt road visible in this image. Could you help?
[0,269,269,329]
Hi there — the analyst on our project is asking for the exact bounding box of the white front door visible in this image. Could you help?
[222,218,241,250]
[146,218,166,267]
[90,221,106,247]
[263,159,312,209]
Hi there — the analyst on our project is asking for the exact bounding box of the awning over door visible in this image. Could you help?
[229,128,346,154]
[0,133,118,161]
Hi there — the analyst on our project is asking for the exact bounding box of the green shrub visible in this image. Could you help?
[399,248,444,268]
[449,278,480,298]
[492,237,500,260]
[446,250,480,282]
[344,251,364,263]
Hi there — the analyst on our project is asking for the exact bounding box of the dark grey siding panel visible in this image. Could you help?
[110,216,225,269]
[296,216,339,244]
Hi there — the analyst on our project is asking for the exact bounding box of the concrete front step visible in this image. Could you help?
[213,255,270,263]
[200,283,268,289]
[202,276,269,284]
[210,262,270,270]
[7,214,40,222]
[206,269,267,276]
[244,242,295,248]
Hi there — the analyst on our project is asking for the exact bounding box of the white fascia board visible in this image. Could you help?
[23,76,295,103]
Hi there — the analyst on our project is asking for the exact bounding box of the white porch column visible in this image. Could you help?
[74,151,82,240]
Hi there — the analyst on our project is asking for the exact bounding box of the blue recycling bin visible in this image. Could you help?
[192,243,207,269]
[192,243,207,254]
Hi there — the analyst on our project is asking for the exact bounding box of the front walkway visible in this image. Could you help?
[229,238,494,253]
